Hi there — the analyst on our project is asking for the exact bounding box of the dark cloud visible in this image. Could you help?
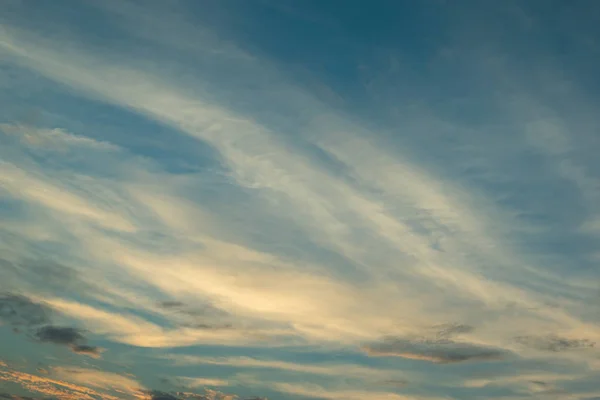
[164,302,229,318]
[0,293,103,358]
[148,391,181,400]
[32,325,104,358]
[158,301,185,309]
[70,344,103,358]
[0,293,51,327]
[0,293,103,357]
[381,379,409,387]
[363,323,506,364]
[432,323,474,340]
[180,322,234,330]
[144,390,267,400]
[363,336,508,364]
[515,335,595,352]
[34,326,84,345]
[157,300,233,331]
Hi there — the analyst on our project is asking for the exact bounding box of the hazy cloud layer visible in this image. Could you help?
[515,335,596,352]
[363,337,508,364]
[1,0,600,399]
[0,293,51,328]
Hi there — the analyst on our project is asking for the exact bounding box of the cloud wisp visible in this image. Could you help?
[362,337,509,364]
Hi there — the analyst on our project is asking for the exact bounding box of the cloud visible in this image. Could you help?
[0,363,233,400]
[144,389,242,400]
[177,378,229,388]
[69,345,104,358]
[0,258,83,296]
[272,382,441,400]
[2,3,600,399]
[431,323,475,340]
[1,20,588,348]
[0,31,598,400]
[382,381,409,390]
[0,394,51,400]
[32,324,104,358]
[515,335,596,352]
[158,301,186,309]
[50,367,143,397]
[2,18,599,356]
[0,363,121,400]
[0,162,136,233]
[0,123,119,151]
[39,296,293,348]
[34,326,84,345]
[30,325,104,358]
[147,392,180,400]
[0,293,103,358]
[165,354,409,382]
[463,371,577,389]
[1,365,241,400]
[362,336,508,364]
[462,370,600,399]
[0,293,51,327]
[29,320,103,359]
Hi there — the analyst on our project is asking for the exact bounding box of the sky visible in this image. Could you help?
[1,0,600,399]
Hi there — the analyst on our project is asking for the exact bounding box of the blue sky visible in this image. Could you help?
[1,1,600,399]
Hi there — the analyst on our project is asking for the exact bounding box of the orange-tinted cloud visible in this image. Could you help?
[0,362,142,400]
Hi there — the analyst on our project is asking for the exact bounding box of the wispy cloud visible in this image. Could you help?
[3,30,595,354]
[272,382,443,400]
[50,367,145,397]
[0,362,124,400]
[1,1,600,399]
[362,336,508,364]
[165,354,409,382]
[514,335,596,353]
